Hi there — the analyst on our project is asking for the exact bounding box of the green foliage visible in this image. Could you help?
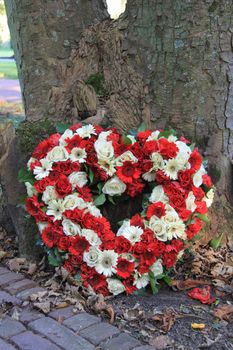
[18,168,35,184]
[47,248,64,267]
[86,73,107,96]
[196,213,210,223]
[121,135,133,145]
[210,233,224,250]
[137,122,147,132]
[158,129,176,138]
[93,193,106,206]
[55,122,71,134]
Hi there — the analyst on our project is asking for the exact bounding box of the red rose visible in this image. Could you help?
[146,202,166,219]
[178,169,194,190]
[52,160,77,175]
[117,258,134,279]
[55,175,72,197]
[195,201,207,214]
[34,177,54,193]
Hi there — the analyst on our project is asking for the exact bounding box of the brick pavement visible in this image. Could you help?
[0,266,156,350]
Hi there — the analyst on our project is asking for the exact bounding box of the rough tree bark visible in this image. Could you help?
[4,0,233,246]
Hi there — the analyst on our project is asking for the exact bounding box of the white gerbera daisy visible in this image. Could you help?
[33,158,53,180]
[76,124,96,138]
[164,158,180,180]
[62,219,81,236]
[133,273,149,289]
[70,147,87,163]
[81,229,101,247]
[46,199,65,221]
[95,250,118,277]
[122,226,143,245]
[167,220,186,240]
[98,159,116,176]
[115,151,138,166]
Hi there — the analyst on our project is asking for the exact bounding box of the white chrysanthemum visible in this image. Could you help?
[37,222,48,233]
[121,226,143,245]
[142,171,156,182]
[150,152,165,171]
[83,247,101,267]
[86,204,101,217]
[46,146,69,162]
[98,159,116,176]
[42,186,58,204]
[76,124,96,138]
[95,250,118,277]
[59,129,74,146]
[94,139,114,161]
[133,273,149,289]
[27,157,36,170]
[204,188,214,208]
[62,194,86,211]
[33,158,53,180]
[62,219,81,236]
[186,191,197,212]
[148,216,168,241]
[68,171,88,188]
[167,221,186,240]
[102,176,126,196]
[164,158,181,180]
[147,130,160,141]
[150,259,163,277]
[25,182,37,197]
[81,229,101,247]
[115,151,138,166]
[46,199,65,221]
[149,185,168,203]
[70,147,87,163]
[107,279,125,296]
[193,165,206,187]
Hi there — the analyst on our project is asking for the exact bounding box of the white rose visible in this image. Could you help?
[133,273,149,289]
[186,191,197,212]
[204,188,214,208]
[102,176,126,196]
[63,195,86,210]
[98,130,112,140]
[107,279,125,296]
[59,129,73,146]
[83,247,101,267]
[62,219,81,236]
[68,172,88,188]
[46,146,69,162]
[25,182,37,197]
[193,165,206,187]
[115,151,138,166]
[149,185,168,203]
[86,204,101,217]
[94,139,114,161]
[148,216,168,241]
[175,141,191,162]
[150,259,163,277]
[42,186,58,204]
[81,229,101,247]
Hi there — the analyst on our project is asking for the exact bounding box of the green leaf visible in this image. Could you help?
[210,233,224,250]
[55,122,71,134]
[196,213,210,223]
[121,135,133,145]
[149,271,159,295]
[97,182,104,194]
[93,193,106,206]
[137,122,147,132]
[89,169,94,184]
[108,195,116,205]
[18,168,35,184]
[189,143,196,151]
[158,129,176,139]
[133,288,148,296]
[163,275,172,286]
[48,253,62,267]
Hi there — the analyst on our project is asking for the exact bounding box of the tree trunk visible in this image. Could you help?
[4,0,233,245]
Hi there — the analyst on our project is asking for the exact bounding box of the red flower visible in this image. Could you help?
[55,175,72,197]
[117,258,134,279]
[188,286,216,304]
[137,130,152,142]
[186,218,202,240]
[192,186,205,201]
[143,140,159,155]
[69,236,90,256]
[189,148,202,171]
[76,186,92,202]
[146,202,166,219]
[25,195,47,222]
[158,138,178,159]
[32,134,60,160]
[115,236,132,254]
[169,194,186,212]
[178,169,194,190]
[116,161,141,184]
[195,201,207,214]
[69,123,82,131]
[179,209,192,221]
[202,174,212,188]
[34,177,55,193]
[126,180,145,197]
[155,170,170,184]
[57,236,70,251]
[65,134,82,149]
[130,213,144,228]
[41,226,61,248]
[52,160,79,175]
[123,277,137,295]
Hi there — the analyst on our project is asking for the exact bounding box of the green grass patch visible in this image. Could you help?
[0,48,14,58]
[0,60,18,79]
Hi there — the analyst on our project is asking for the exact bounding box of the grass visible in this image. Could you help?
[0,60,18,79]
[0,48,14,58]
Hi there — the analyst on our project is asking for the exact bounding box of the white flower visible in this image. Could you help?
[98,159,116,176]
[117,220,130,236]
[167,220,186,240]
[33,158,53,180]
[193,166,206,187]
[168,135,178,142]
[142,171,156,182]
[147,130,160,141]
[133,273,149,289]
[102,176,126,196]
[164,158,181,180]
[62,194,86,210]
[70,147,87,163]
[148,216,168,241]
[126,135,136,144]
[204,188,214,208]
[42,186,58,204]
[76,124,96,138]
[25,182,37,197]
[115,151,138,166]
[68,172,88,188]
[149,185,168,203]
[83,247,101,267]
[59,129,74,146]
[94,139,114,161]
[121,225,143,245]
[175,141,191,162]
[150,152,165,171]
[27,157,36,170]
[107,279,125,296]
[150,260,163,277]
[86,204,101,218]
[186,191,197,212]
[81,229,101,247]
[120,253,135,262]
[62,219,81,236]
[37,222,48,233]
[95,250,118,277]
[46,146,69,162]
[46,199,65,221]
[98,130,112,140]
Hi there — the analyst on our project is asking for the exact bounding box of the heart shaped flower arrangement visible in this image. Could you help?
[20,123,214,296]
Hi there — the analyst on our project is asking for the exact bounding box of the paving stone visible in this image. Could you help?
[102,333,141,350]
[63,312,100,332]
[19,309,44,323]
[11,331,61,350]
[16,287,45,300]
[0,338,17,350]
[0,291,21,305]
[29,317,95,350]
[0,317,26,338]
[80,322,120,345]
[5,279,37,295]
[0,267,10,275]
[0,272,24,288]
[133,346,157,350]
[49,305,77,321]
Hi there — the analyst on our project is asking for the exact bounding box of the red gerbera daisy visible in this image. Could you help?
[117,258,135,279]
[146,202,166,219]
[116,161,141,184]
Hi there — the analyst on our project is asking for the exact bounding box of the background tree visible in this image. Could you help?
[4,0,233,244]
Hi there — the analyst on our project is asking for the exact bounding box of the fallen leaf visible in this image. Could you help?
[34,301,51,314]
[0,250,7,261]
[213,304,233,321]
[149,335,172,349]
[30,291,48,301]
[8,258,26,272]
[87,294,115,324]
[28,263,37,275]
[55,302,69,309]
[188,286,216,304]
[152,308,176,332]
[191,323,206,330]
[172,279,210,290]
[123,308,145,321]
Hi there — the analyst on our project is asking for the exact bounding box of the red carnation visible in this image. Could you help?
[55,175,72,198]
[192,186,205,200]
[123,277,137,295]
[25,195,47,222]
[117,258,134,279]
[130,213,144,228]
[116,161,141,184]
[34,177,54,193]
[143,140,159,155]
[189,148,202,171]
[146,202,166,219]
[186,218,202,240]
[158,138,178,159]
[155,170,170,184]
[178,169,194,190]
[126,180,145,197]
[76,185,92,202]
[115,236,132,254]
[137,130,152,142]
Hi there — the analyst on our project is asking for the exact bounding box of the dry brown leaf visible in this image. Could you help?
[172,279,210,290]
[34,301,51,314]
[123,308,145,321]
[28,263,37,275]
[8,258,26,272]
[152,309,176,333]
[87,294,115,324]
[30,291,48,301]
[213,304,233,321]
